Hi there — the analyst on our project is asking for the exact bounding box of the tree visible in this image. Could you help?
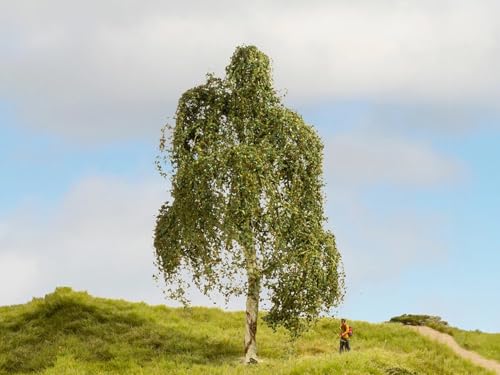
[154,45,344,364]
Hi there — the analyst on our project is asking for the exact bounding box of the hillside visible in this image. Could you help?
[452,328,500,363]
[0,288,495,375]
[389,314,500,364]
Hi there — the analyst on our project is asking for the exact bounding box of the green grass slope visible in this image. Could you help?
[389,314,500,363]
[0,288,494,375]
[451,328,500,363]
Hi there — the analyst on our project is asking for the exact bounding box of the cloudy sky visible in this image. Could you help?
[1,0,499,332]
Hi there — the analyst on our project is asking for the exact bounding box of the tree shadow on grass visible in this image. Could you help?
[0,290,240,374]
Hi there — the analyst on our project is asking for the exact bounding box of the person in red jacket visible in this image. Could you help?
[339,318,351,353]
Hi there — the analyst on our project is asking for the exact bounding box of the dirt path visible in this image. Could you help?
[411,326,500,375]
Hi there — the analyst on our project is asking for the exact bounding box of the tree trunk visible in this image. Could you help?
[244,272,260,364]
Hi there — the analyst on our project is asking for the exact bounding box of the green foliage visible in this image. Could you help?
[389,314,453,335]
[154,45,343,334]
[0,288,493,375]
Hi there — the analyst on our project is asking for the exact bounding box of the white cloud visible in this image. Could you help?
[0,174,247,309]
[0,253,39,304]
[326,132,463,188]
[0,175,168,305]
[328,192,448,289]
[1,0,499,141]
[321,132,457,291]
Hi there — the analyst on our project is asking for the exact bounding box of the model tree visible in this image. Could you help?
[154,45,344,364]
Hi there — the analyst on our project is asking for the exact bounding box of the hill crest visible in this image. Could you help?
[0,287,496,375]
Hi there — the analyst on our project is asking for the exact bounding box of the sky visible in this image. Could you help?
[1,0,499,332]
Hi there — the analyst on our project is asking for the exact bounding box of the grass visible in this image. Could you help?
[0,287,496,375]
[451,328,500,363]
[389,314,500,363]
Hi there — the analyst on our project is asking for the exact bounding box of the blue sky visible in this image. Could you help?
[1,1,499,332]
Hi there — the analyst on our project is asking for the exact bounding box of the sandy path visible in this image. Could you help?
[411,326,500,375]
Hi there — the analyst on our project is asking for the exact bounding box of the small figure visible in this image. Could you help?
[339,318,351,353]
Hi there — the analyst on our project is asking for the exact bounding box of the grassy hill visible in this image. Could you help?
[0,288,496,375]
[389,314,500,363]
[449,328,500,363]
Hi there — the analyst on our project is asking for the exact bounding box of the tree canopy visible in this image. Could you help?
[154,45,344,361]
